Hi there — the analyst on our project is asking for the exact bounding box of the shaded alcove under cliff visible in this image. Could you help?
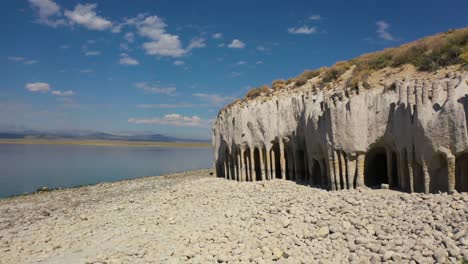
[364,147,389,188]
[456,153,468,192]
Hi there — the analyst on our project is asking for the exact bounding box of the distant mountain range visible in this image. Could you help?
[0,130,209,143]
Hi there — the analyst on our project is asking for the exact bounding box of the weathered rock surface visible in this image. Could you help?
[0,170,467,263]
[213,70,468,194]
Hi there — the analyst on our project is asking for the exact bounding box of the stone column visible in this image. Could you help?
[447,155,456,194]
[422,81,429,105]
[271,149,276,179]
[246,152,251,181]
[224,158,229,179]
[422,159,430,193]
[238,149,245,181]
[356,154,365,187]
[237,152,242,182]
[339,152,347,189]
[407,149,414,193]
[279,140,286,180]
[334,151,341,190]
[259,147,265,181]
[346,154,356,189]
[232,155,238,181]
[250,148,256,182]
[386,148,393,187]
[327,154,336,191]
[266,147,271,180]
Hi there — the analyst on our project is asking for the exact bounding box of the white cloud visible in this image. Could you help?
[212,33,223,39]
[173,60,185,66]
[187,37,206,50]
[135,82,176,95]
[64,3,112,31]
[119,53,139,65]
[59,44,70,49]
[193,93,234,106]
[256,60,263,65]
[288,26,317,35]
[84,51,101,56]
[8,57,38,65]
[8,56,25,62]
[309,14,322,20]
[124,32,134,43]
[25,82,51,93]
[52,90,74,96]
[137,103,204,109]
[80,69,93,74]
[28,0,65,27]
[131,15,205,58]
[376,20,395,41]
[228,39,245,49]
[128,114,205,127]
[237,60,246,65]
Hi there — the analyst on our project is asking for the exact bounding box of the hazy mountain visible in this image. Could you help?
[0,130,209,143]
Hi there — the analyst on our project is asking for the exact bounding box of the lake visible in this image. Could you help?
[0,144,213,198]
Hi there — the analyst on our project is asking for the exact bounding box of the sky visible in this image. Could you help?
[1,0,467,140]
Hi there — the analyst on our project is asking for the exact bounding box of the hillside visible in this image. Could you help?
[223,27,468,112]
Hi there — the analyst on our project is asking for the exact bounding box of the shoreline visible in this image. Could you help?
[0,139,211,148]
[1,170,466,263]
[1,169,214,200]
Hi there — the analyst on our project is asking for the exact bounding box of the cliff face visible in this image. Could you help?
[213,72,468,193]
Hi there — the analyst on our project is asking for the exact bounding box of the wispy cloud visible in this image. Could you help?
[64,3,112,31]
[193,93,235,106]
[228,39,245,49]
[8,56,39,65]
[28,0,66,27]
[212,32,223,39]
[236,60,247,65]
[309,14,322,21]
[52,90,74,96]
[80,69,93,74]
[173,60,185,66]
[84,51,101,56]
[137,103,207,109]
[119,53,139,65]
[135,82,177,96]
[8,56,25,62]
[128,114,206,127]
[376,20,396,41]
[25,82,51,93]
[288,26,317,35]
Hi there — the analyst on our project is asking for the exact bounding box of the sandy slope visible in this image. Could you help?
[0,170,467,264]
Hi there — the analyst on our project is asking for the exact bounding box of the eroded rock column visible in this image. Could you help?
[279,139,286,180]
[271,149,277,179]
[266,147,271,180]
[250,148,256,182]
[259,147,265,181]
[356,154,365,187]
[447,155,456,194]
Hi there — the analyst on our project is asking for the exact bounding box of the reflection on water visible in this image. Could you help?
[0,144,213,198]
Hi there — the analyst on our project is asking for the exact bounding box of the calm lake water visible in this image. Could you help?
[0,144,213,198]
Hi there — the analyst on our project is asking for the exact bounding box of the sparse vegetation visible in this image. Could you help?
[238,27,467,102]
[245,85,271,99]
[293,69,321,87]
[272,79,286,90]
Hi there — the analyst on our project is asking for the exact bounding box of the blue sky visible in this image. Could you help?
[1,0,467,140]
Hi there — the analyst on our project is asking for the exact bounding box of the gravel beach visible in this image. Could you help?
[0,169,467,264]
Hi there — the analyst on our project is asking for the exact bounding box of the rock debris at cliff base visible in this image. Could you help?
[1,170,467,263]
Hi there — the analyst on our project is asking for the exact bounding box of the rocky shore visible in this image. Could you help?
[0,170,467,264]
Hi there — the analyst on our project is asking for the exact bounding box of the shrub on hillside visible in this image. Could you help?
[245,85,271,99]
[272,79,286,90]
